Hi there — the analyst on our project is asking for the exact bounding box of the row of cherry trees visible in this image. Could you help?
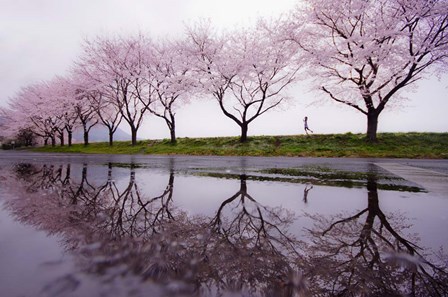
[2,34,198,146]
[2,0,447,145]
[1,19,302,146]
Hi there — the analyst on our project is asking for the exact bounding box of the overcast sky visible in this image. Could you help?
[1,0,447,139]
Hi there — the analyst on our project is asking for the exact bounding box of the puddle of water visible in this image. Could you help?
[0,159,447,297]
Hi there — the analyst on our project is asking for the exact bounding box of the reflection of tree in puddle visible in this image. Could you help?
[93,163,176,238]
[6,163,306,296]
[3,163,448,296]
[210,174,297,249]
[301,167,448,296]
[207,174,303,295]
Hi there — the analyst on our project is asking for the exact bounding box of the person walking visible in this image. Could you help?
[303,116,313,135]
[303,184,313,203]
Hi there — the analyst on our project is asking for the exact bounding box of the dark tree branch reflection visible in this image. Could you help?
[6,164,307,296]
[206,174,304,295]
[210,174,299,254]
[99,164,176,238]
[301,167,448,296]
[3,162,448,296]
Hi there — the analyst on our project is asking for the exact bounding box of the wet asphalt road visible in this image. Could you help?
[1,150,447,175]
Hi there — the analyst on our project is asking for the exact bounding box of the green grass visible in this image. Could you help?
[30,132,448,159]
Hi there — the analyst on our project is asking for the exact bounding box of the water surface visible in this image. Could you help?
[0,153,447,296]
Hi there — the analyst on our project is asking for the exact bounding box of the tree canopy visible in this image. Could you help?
[2,0,447,145]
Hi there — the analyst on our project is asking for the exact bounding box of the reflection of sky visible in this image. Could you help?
[1,159,448,295]
[380,191,448,250]
[0,201,72,297]
[0,200,156,297]
[126,168,448,251]
[172,176,239,217]
[8,161,445,252]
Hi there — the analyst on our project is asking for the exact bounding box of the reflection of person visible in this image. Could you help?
[303,184,313,203]
[304,116,313,135]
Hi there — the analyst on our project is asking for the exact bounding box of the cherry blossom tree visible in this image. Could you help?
[120,34,156,145]
[47,76,80,146]
[74,95,98,146]
[38,79,71,146]
[4,76,85,147]
[147,39,196,143]
[0,105,29,143]
[15,127,36,146]
[288,0,448,141]
[62,78,100,147]
[5,82,62,146]
[188,21,302,142]
[71,67,122,147]
[3,88,42,144]
[0,109,7,142]
[88,89,122,146]
[75,34,153,146]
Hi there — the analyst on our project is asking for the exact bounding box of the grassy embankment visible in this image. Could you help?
[31,132,448,159]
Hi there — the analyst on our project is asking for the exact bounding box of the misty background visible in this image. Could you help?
[1,0,447,140]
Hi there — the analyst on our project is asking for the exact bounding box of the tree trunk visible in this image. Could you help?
[64,164,71,184]
[107,162,112,181]
[44,138,48,146]
[68,131,72,147]
[131,127,137,146]
[363,175,379,237]
[51,136,56,147]
[170,128,176,144]
[240,123,248,143]
[83,130,89,146]
[168,116,176,144]
[109,129,114,146]
[366,111,379,142]
[59,131,64,146]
